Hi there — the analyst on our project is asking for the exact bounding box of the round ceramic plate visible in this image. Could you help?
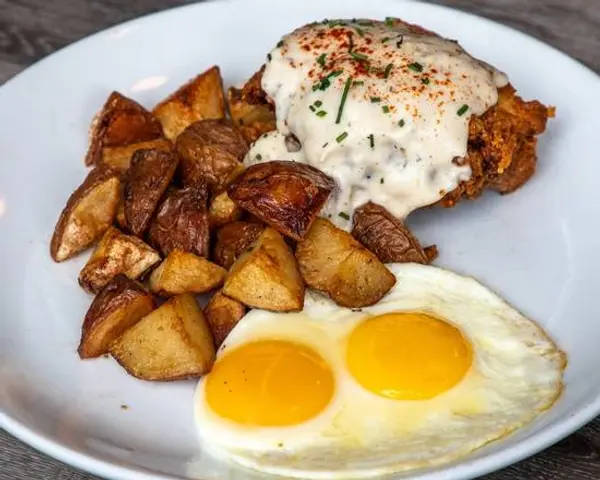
[1,0,599,479]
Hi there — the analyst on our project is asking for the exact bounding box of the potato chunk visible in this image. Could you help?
[175,119,247,191]
[85,91,164,166]
[212,221,264,269]
[101,138,172,173]
[78,275,155,358]
[208,191,243,229]
[50,166,121,262]
[223,227,304,311]
[296,218,396,308]
[153,66,226,140]
[228,86,276,144]
[79,226,161,294]
[147,185,210,258]
[109,294,215,381]
[204,290,246,347]
[124,149,179,236]
[149,250,227,297]
[352,202,438,264]
[228,161,334,240]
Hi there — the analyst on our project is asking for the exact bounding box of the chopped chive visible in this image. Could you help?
[317,53,327,67]
[336,132,348,143]
[380,178,385,184]
[382,105,390,113]
[396,35,404,47]
[322,142,329,148]
[398,119,405,127]
[314,100,323,107]
[381,36,391,43]
[267,53,272,62]
[354,26,365,37]
[350,52,368,62]
[422,77,430,85]
[335,77,353,124]
[353,80,364,86]
[330,70,343,78]
[328,19,346,27]
[339,211,350,221]
[408,62,423,72]
[370,96,381,103]
[368,133,374,148]
[384,63,393,78]
[316,110,327,117]
[309,105,316,112]
[457,104,469,116]
[276,40,284,48]
[347,31,354,52]
[313,70,343,91]
[356,20,374,26]
[256,154,262,161]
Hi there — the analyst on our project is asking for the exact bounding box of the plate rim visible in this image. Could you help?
[1,1,600,479]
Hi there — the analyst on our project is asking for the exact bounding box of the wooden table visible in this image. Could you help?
[1,0,599,478]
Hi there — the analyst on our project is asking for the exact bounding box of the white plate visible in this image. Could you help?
[1,0,599,479]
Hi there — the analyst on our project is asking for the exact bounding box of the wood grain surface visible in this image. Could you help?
[1,1,599,479]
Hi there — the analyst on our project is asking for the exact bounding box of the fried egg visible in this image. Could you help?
[194,263,566,478]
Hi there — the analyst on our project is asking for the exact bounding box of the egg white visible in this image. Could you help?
[194,263,566,479]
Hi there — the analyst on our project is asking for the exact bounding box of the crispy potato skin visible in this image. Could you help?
[153,66,226,140]
[109,293,216,381]
[147,185,210,258]
[78,275,155,358]
[204,290,246,347]
[101,138,172,173]
[228,161,335,240]
[85,91,164,166]
[228,86,276,144]
[175,119,248,191]
[223,227,305,312]
[352,202,437,264]
[208,191,243,229]
[212,221,264,269]
[51,166,121,262]
[79,226,161,294]
[148,250,227,297]
[124,149,179,236]
[296,218,396,308]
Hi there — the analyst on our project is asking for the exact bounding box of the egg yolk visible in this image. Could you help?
[205,340,334,426]
[347,312,472,400]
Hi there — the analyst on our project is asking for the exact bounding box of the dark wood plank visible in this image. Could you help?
[1,1,599,479]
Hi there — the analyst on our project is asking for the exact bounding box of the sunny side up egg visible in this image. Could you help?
[194,263,566,479]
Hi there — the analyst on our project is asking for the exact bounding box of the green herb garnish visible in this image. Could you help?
[380,178,385,184]
[267,53,272,62]
[457,104,469,116]
[314,100,323,107]
[309,105,316,112]
[381,37,391,43]
[350,52,368,62]
[398,119,405,127]
[317,53,327,67]
[422,77,430,85]
[354,26,365,37]
[408,62,423,72]
[370,96,381,103]
[255,154,262,161]
[396,35,404,47]
[339,211,350,221]
[276,40,284,48]
[384,63,393,78]
[335,77,353,124]
[353,80,364,86]
[382,105,390,113]
[368,133,374,148]
[336,132,348,143]
[313,70,343,91]
[316,110,327,117]
[385,17,395,27]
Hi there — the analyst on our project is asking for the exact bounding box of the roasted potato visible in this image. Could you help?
[352,202,438,264]
[147,185,210,258]
[148,250,227,297]
[208,191,243,229]
[109,293,215,381]
[85,91,164,166]
[212,221,264,269]
[79,226,161,294]
[124,149,179,236]
[101,138,172,173]
[153,66,226,140]
[228,161,334,240]
[223,227,304,311]
[296,218,396,308]
[51,166,121,262]
[175,119,247,191]
[204,290,246,347]
[78,275,155,358]
[228,86,276,144]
